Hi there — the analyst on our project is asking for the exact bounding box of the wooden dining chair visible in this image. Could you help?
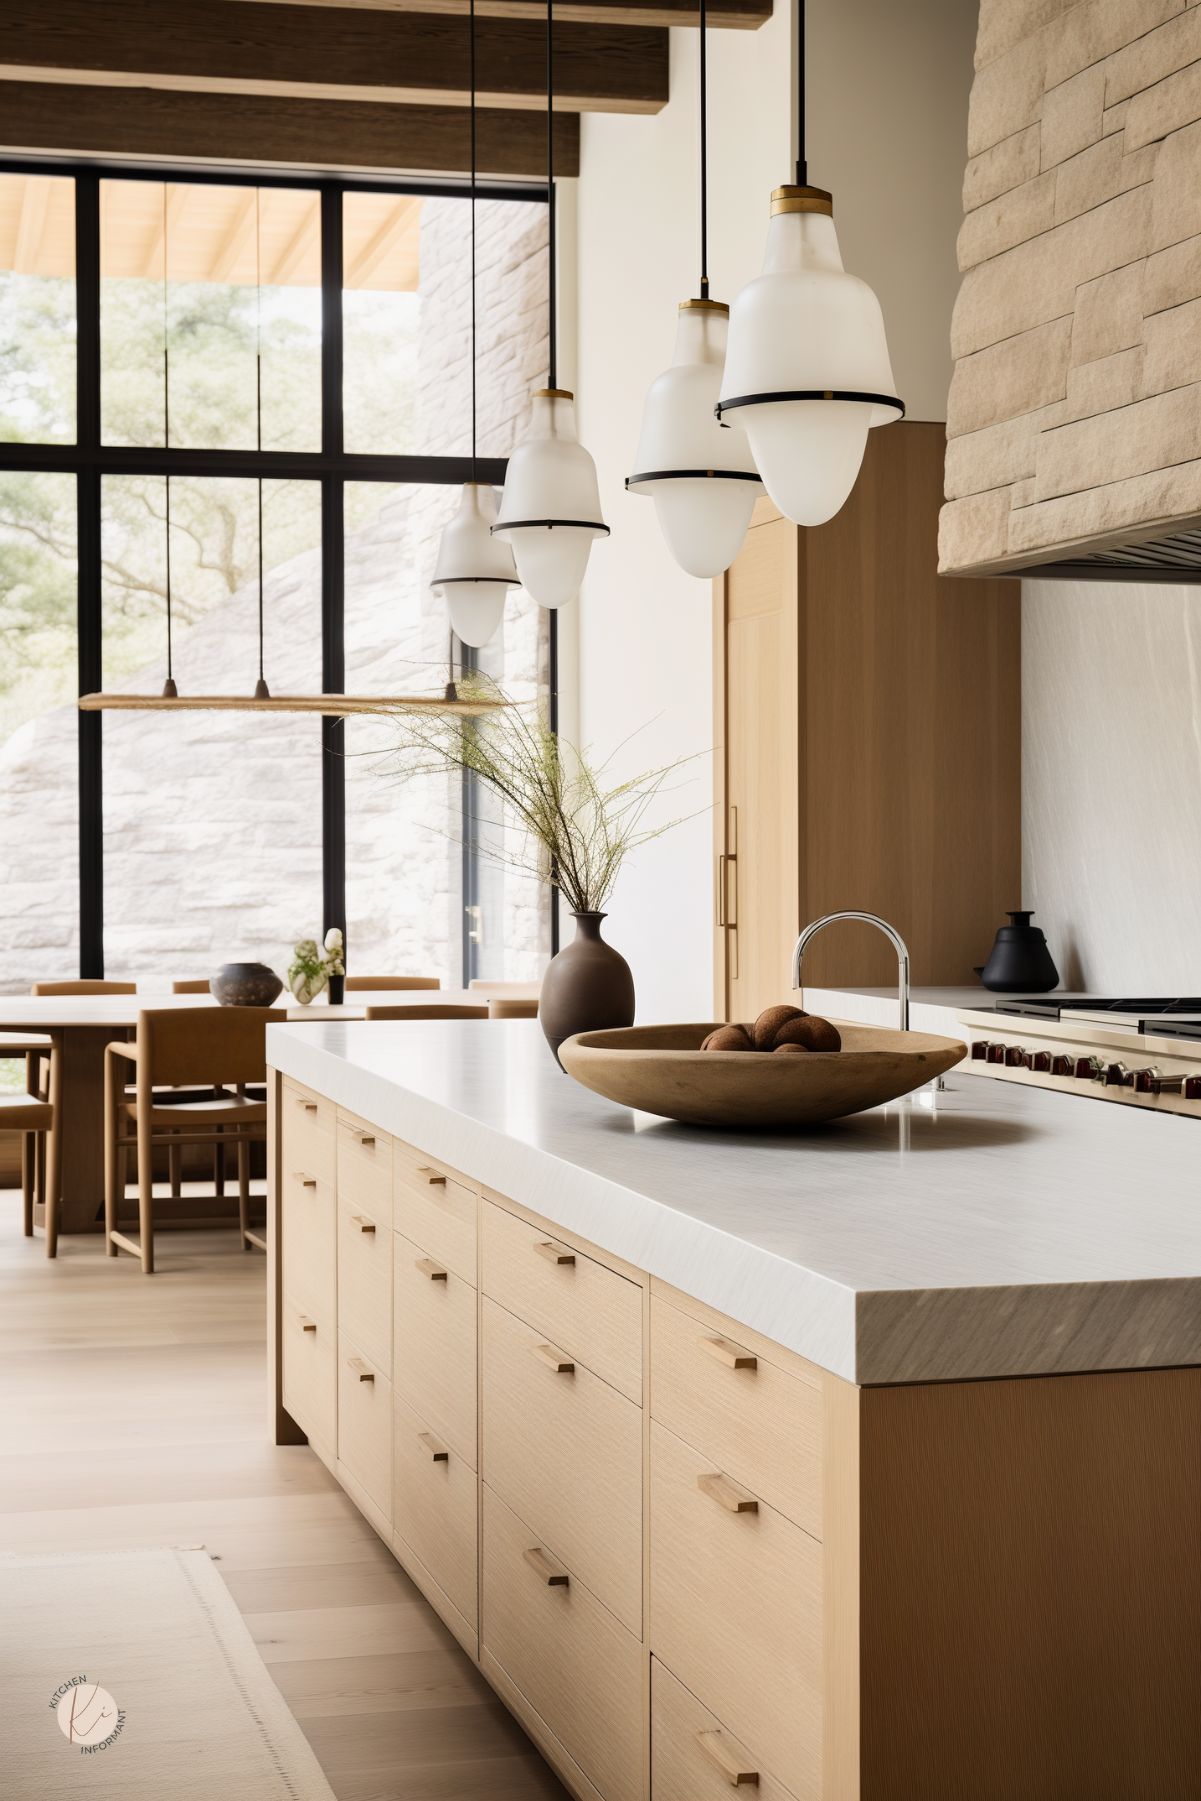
[488,996,540,1019]
[345,976,441,991]
[363,1003,489,1020]
[24,980,138,1217]
[172,979,211,994]
[104,1006,284,1274]
[4,1032,61,1258]
[31,980,137,996]
[468,980,541,997]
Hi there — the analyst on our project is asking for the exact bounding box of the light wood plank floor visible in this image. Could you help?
[0,1197,569,1801]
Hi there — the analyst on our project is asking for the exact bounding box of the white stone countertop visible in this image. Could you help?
[267,993,1201,1386]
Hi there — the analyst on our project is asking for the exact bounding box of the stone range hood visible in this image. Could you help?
[939,0,1201,583]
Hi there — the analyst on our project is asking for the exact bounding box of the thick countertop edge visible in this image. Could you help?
[268,1025,862,1382]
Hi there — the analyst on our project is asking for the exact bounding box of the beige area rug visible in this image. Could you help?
[1,1547,336,1800]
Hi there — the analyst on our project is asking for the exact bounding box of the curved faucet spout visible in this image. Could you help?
[790,911,911,1032]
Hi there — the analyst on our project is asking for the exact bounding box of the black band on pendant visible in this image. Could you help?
[491,519,611,535]
[434,575,515,586]
[715,389,906,419]
[625,468,763,487]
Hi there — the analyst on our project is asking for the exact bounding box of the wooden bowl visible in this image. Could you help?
[559,1020,967,1130]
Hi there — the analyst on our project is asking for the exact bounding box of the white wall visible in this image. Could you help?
[569,0,976,1022]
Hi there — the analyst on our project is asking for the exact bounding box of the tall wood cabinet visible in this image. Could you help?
[713,421,1021,1018]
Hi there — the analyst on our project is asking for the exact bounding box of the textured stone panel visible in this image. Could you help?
[1148,118,1201,250]
[1061,346,1144,421]
[1040,65,1106,170]
[1071,260,1146,363]
[1045,0,1185,89]
[1143,232,1201,311]
[1054,136,1156,226]
[937,488,1013,571]
[1008,459,1201,554]
[1126,58,1201,153]
[974,0,1077,73]
[1101,99,1130,135]
[943,411,1051,499]
[963,125,1042,211]
[958,170,1056,269]
[952,186,1149,358]
[1032,384,1201,500]
[947,317,1072,436]
[1141,297,1201,392]
[1104,4,1201,105]
[967,33,1048,157]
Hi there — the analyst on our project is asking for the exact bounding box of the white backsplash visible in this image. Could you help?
[1022,579,1201,992]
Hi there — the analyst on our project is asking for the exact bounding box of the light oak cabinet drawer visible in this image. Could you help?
[393,1229,477,1468]
[482,1298,642,1635]
[337,1332,392,1520]
[393,1391,478,1631]
[281,1079,336,1187]
[482,1485,643,1801]
[651,1659,803,1801]
[650,1294,822,1533]
[281,1289,336,1454]
[649,1421,821,1795]
[281,1167,334,1324]
[394,1142,477,1284]
[482,1200,642,1403]
[337,1109,392,1228]
[337,1193,392,1374]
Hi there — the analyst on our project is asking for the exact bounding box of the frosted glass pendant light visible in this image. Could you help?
[492,0,607,607]
[431,0,517,648]
[627,0,762,577]
[716,0,903,527]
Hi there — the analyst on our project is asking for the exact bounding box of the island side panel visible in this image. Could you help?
[267,1066,307,1446]
[857,1367,1201,1801]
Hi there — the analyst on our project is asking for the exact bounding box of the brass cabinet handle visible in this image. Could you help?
[294,1171,318,1189]
[347,1357,374,1382]
[350,1214,376,1235]
[415,1257,448,1282]
[697,1471,758,1515]
[298,1314,317,1333]
[696,1729,760,1787]
[416,1166,447,1187]
[532,1341,575,1375]
[701,1334,758,1371]
[354,1129,376,1147]
[533,1238,575,1267]
[522,1544,569,1588]
[417,1430,449,1462]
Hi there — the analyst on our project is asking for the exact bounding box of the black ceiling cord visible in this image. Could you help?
[470,0,478,483]
[795,0,807,186]
[699,0,709,300]
[546,0,557,390]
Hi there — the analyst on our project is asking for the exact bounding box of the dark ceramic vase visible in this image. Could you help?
[210,961,284,1007]
[979,911,1059,993]
[539,912,635,1063]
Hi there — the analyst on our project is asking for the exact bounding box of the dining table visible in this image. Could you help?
[1,988,533,1237]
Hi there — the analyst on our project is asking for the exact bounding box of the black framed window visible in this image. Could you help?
[0,159,552,990]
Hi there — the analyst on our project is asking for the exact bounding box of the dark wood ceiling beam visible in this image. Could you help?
[0,81,579,178]
[0,0,668,114]
[239,0,771,26]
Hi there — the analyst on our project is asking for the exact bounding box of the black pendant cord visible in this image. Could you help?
[254,187,269,699]
[795,0,807,186]
[470,0,478,481]
[546,0,557,389]
[161,183,177,699]
[699,0,709,300]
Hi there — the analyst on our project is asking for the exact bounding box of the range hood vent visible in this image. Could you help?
[1017,528,1201,585]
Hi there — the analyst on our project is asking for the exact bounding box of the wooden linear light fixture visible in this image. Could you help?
[77,691,505,716]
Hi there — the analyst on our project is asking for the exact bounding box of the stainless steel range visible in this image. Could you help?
[956,995,1201,1118]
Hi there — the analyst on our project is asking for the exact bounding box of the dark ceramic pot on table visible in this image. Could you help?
[210,962,284,1007]
[978,911,1059,993]
[539,912,635,1064]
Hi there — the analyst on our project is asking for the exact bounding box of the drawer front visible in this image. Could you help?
[649,1421,821,1794]
[482,1200,642,1404]
[281,1289,336,1453]
[481,1298,642,1635]
[394,1142,477,1285]
[393,1229,477,1468]
[393,1391,479,1630]
[337,1332,392,1519]
[482,1484,643,1801]
[281,1167,335,1323]
[337,1193,392,1373]
[651,1659,803,1801]
[281,1079,336,1187]
[337,1109,392,1228]
[650,1295,822,1533]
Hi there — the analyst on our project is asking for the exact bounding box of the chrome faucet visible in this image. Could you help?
[790,911,911,1031]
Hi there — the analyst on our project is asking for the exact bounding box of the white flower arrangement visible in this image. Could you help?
[288,928,346,1005]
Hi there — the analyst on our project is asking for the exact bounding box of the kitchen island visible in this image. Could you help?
[266,1015,1201,1801]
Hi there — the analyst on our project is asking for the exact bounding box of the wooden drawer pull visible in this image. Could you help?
[417,1430,449,1462]
[415,1257,448,1282]
[296,1099,318,1113]
[696,1729,760,1787]
[298,1314,317,1333]
[697,1471,759,1514]
[522,1544,570,1588]
[532,1341,575,1375]
[294,1171,318,1188]
[416,1166,447,1187]
[533,1238,575,1267]
[354,1130,376,1147]
[701,1333,758,1371]
[347,1357,375,1382]
[350,1214,377,1235]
